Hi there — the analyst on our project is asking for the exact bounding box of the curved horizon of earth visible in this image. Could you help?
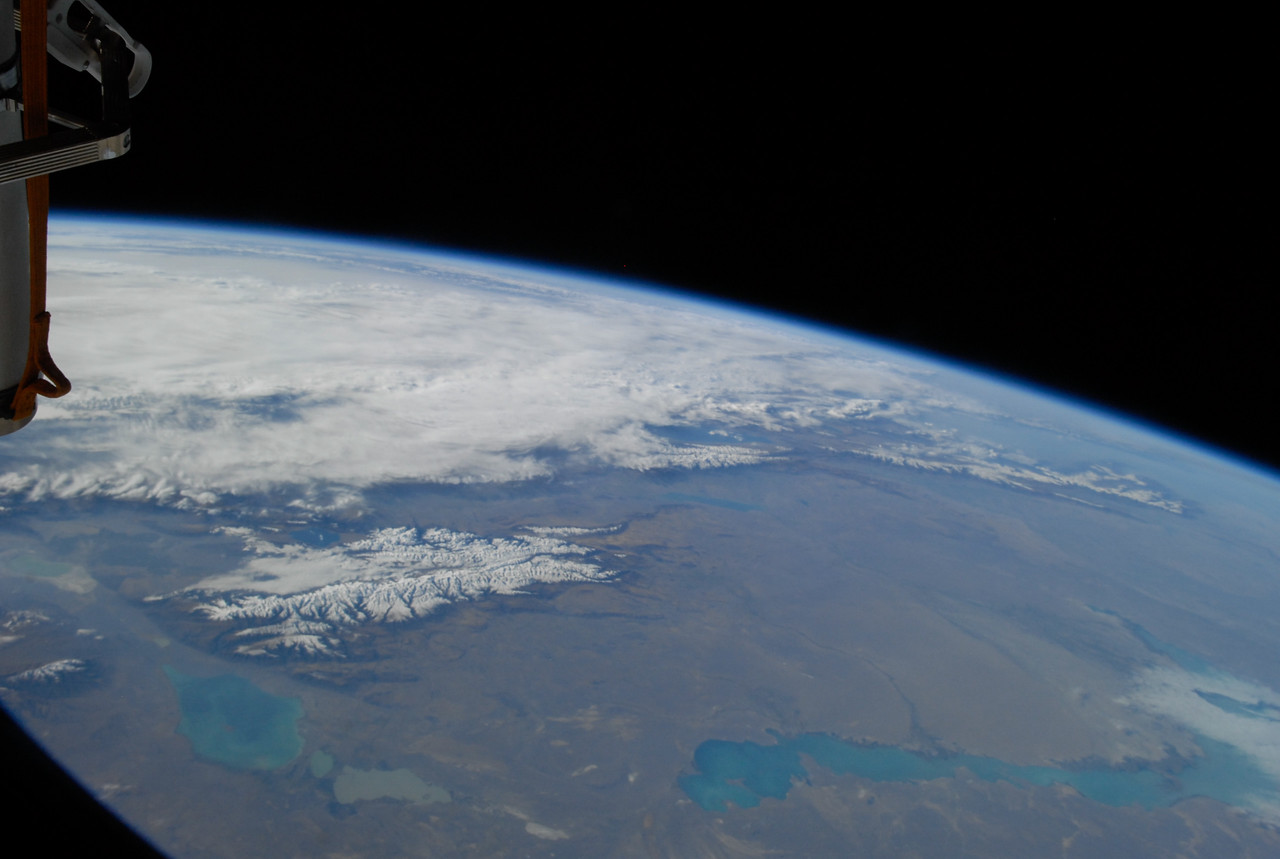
[1,215,1279,857]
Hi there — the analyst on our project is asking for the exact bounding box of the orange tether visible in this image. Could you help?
[8,0,70,421]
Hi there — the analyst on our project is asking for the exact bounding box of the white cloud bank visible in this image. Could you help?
[1119,665,1280,819]
[0,220,1185,517]
[0,221,935,512]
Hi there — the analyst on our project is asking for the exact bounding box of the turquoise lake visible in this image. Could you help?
[679,730,1276,813]
[164,666,304,770]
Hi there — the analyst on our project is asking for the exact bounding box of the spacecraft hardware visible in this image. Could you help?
[0,0,149,435]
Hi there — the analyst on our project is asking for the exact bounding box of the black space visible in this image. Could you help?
[4,12,1276,856]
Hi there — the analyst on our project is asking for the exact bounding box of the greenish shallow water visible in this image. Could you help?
[332,765,452,805]
[679,731,1277,813]
[6,553,73,578]
[309,749,335,778]
[164,666,304,770]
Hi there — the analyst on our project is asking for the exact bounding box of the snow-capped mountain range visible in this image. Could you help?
[151,525,618,657]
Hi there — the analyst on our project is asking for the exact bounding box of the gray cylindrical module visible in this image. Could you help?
[2,0,34,435]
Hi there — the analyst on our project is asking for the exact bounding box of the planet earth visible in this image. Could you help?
[2,216,1280,857]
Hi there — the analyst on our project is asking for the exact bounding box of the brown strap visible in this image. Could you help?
[9,0,70,421]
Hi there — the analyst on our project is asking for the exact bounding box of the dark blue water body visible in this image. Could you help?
[1124,624,1215,674]
[1087,606,1214,674]
[680,731,1276,813]
[164,666,304,770]
[1196,690,1280,722]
